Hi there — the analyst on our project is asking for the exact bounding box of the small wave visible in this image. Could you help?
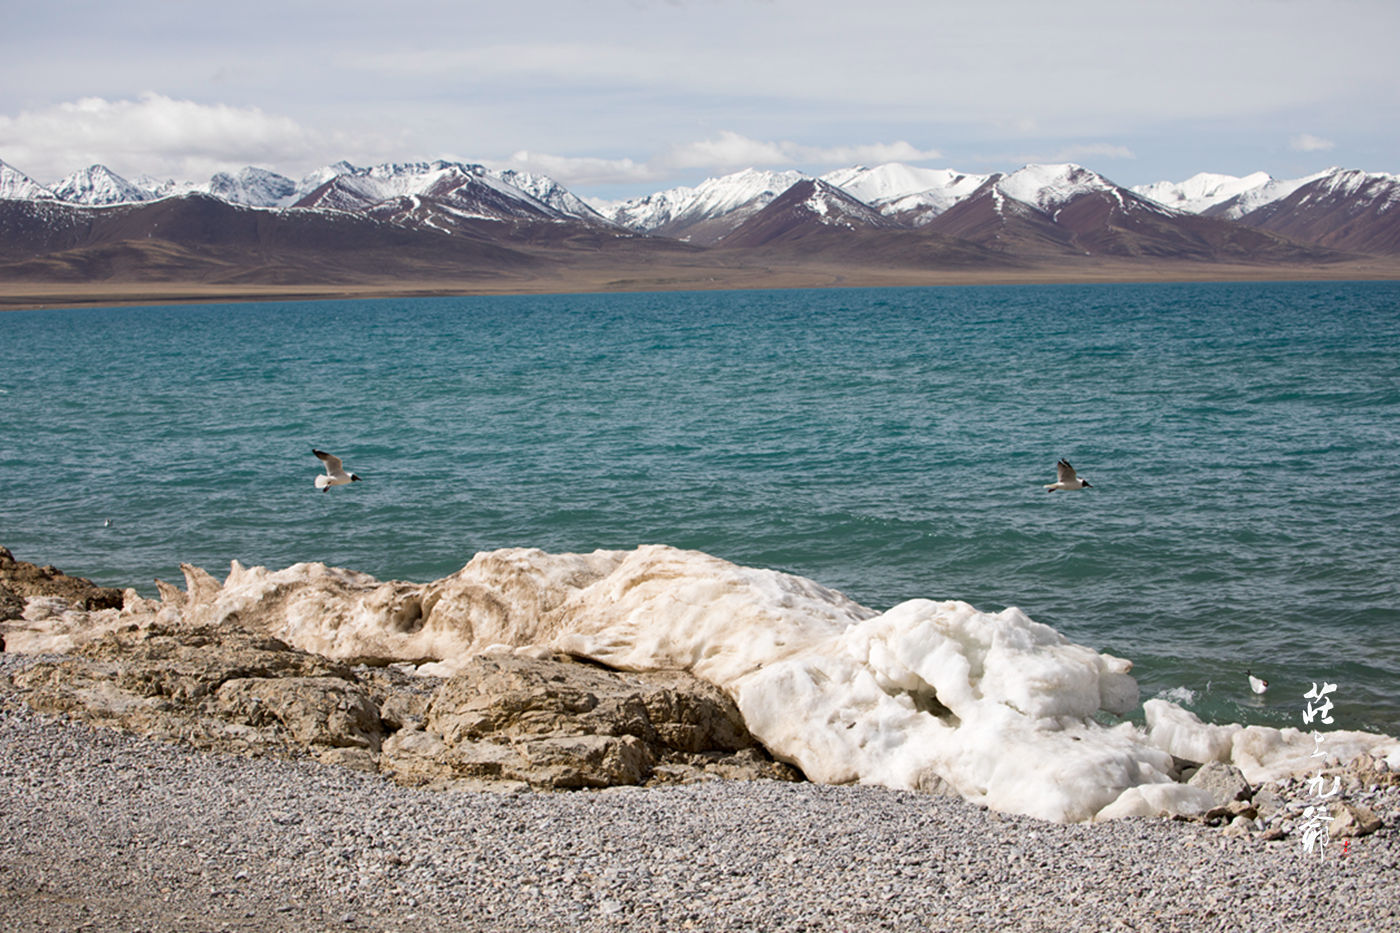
[1153,686,1198,706]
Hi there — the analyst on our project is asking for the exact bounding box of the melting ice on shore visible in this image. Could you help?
[12,545,1399,823]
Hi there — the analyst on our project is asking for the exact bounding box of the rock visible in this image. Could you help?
[9,624,369,757]
[1329,803,1383,838]
[0,590,21,626]
[381,653,799,790]
[0,546,123,619]
[1222,815,1254,838]
[1187,761,1252,808]
[1252,786,1284,819]
[4,611,799,792]
[215,676,382,751]
[1227,799,1258,819]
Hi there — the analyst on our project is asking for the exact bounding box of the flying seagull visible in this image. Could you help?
[1247,671,1269,695]
[1045,459,1092,492]
[313,449,361,492]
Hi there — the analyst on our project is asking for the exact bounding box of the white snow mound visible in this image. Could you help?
[12,544,1396,823]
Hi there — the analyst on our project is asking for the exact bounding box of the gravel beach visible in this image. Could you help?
[3,656,1398,932]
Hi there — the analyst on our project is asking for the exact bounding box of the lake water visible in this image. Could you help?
[2,282,1397,734]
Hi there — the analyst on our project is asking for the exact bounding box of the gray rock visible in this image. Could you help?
[1187,761,1252,807]
[1253,785,1285,819]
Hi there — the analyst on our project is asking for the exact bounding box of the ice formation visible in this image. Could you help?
[10,544,1398,823]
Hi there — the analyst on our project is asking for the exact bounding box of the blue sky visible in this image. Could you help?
[1,0,1396,199]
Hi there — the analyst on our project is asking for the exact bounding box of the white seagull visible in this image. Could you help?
[313,449,361,492]
[1247,671,1269,695]
[1044,458,1092,492]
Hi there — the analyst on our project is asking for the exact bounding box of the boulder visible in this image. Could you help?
[381,653,798,790]
[0,546,123,619]
[4,614,799,791]
[1187,761,1253,808]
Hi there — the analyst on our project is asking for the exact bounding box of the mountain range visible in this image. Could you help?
[2,155,1398,303]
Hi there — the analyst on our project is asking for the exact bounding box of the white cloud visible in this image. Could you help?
[497,150,662,186]
[497,132,942,188]
[1289,133,1335,152]
[1052,143,1135,162]
[661,131,940,171]
[0,94,397,183]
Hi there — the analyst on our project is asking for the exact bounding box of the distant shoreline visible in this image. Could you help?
[4,258,1399,312]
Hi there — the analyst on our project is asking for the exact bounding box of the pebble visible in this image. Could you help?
[2,653,1399,932]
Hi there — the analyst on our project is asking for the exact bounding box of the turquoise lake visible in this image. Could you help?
[2,282,1397,733]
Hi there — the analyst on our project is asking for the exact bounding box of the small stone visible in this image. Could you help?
[1252,786,1284,819]
[1222,816,1253,838]
[1226,800,1257,819]
[1329,803,1383,838]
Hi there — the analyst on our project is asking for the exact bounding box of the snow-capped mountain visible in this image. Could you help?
[602,168,810,244]
[722,178,897,249]
[0,159,57,200]
[493,169,616,226]
[989,163,1137,215]
[1,157,608,228]
[132,175,204,200]
[49,165,153,205]
[922,163,1321,261]
[1229,168,1400,255]
[293,161,357,198]
[208,167,298,208]
[3,153,1397,295]
[1131,171,1273,215]
[820,164,990,225]
[920,163,1172,249]
[1131,169,1336,220]
[291,160,613,227]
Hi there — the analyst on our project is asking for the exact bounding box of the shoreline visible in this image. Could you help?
[4,551,1400,929]
[3,258,1399,312]
[2,657,1397,933]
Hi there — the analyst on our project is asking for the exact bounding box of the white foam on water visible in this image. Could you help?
[12,544,1398,823]
[1153,686,1198,706]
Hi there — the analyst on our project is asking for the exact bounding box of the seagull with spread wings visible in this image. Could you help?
[1045,458,1092,492]
[313,449,361,491]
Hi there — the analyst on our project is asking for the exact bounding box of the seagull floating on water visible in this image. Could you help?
[1044,459,1092,492]
[1247,671,1269,695]
[313,449,361,492]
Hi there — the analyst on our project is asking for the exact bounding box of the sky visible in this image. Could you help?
[1,0,1397,201]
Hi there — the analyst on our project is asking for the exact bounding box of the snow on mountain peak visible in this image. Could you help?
[1130,168,1349,220]
[1314,166,1400,197]
[820,163,989,207]
[50,164,153,205]
[0,159,58,200]
[819,163,992,225]
[493,168,613,224]
[1131,171,1273,214]
[606,167,809,232]
[996,163,1116,213]
[208,166,297,208]
[799,179,890,227]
